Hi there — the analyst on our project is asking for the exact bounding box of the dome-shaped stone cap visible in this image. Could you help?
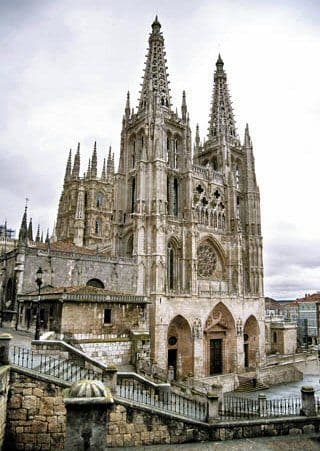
[69,379,107,398]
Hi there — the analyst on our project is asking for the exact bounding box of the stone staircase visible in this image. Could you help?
[235,376,269,393]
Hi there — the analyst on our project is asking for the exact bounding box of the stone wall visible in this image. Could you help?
[6,369,67,450]
[106,400,320,447]
[61,301,146,336]
[258,363,303,386]
[21,250,137,294]
[79,340,132,366]
[0,366,10,449]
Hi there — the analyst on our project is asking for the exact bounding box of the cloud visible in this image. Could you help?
[0,0,320,298]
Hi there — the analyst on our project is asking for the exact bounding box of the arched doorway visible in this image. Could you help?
[167,315,193,379]
[243,315,260,369]
[204,303,236,375]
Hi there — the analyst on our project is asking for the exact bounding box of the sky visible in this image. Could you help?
[0,0,320,299]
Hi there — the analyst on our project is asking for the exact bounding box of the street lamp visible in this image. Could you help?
[34,267,43,340]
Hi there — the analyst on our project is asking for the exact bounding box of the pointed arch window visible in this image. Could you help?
[96,193,104,209]
[173,178,179,216]
[131,177,136,213]
[168,246,174,290]
[235,165,240,189]
[95,219,102,235]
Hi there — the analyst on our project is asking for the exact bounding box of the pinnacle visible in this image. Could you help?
[152,15,161,30]
[216,53,224,66]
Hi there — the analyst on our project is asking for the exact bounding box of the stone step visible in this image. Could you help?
[235,379,269,392]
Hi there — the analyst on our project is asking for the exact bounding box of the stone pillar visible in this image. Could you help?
[0,334,12,365]
[258,393,267,417]
[206,392,220,423]
[300,386,316,416]
[64,380,114,451]
[102,368,117,394]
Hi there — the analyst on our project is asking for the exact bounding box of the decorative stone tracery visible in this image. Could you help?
[197,242,217,278]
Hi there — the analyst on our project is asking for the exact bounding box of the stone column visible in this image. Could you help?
[0,334,12,365]
[300,386,316,416]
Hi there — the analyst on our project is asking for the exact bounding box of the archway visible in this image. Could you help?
[243,315,260,369]
[86,279,105,289]
[167,315,193,379]
[204,303,236,375]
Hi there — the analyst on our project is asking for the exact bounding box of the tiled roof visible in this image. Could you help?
[296,293,320,303]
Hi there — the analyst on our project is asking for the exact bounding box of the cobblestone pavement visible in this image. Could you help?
[112,433,320,451]
[0,326,32,348]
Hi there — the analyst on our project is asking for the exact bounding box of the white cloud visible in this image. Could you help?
[0,0,319,298]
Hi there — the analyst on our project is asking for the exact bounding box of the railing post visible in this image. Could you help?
[102,368,117,394]
[258,394,267,417]
[167,366,174,382]
[158,383,170,402]
[0,333,12,365]
[206,391,220,423]
[300,386,316,416]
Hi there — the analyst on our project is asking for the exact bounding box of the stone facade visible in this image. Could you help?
[0,366,9,449]
[1,17,266,382]
[5,370,66,450]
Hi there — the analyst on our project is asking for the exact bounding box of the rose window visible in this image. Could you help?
[197,243,217,278]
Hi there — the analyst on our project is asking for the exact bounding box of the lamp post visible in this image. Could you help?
[34,267,43,340]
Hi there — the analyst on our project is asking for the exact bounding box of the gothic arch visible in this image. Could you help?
[243,315,260,369]
[4,277,15,308]
[167,315,193,379]
[204,302,236,375]
[167,237,181,292]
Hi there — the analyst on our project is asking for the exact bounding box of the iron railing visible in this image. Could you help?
[117,378,207,422]
[11,345,101,383]
[220,395,302,419]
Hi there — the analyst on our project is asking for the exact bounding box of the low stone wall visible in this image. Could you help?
[0,366,10,449]
[259,362,303,386]
[5,369,67,450]
[79,340,132,366]
[107,400,320,447]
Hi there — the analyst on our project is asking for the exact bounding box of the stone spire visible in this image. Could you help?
[181,90,187,122]
[91,141,97,178]
[107,146,113,175]
[35,224,41,242]
[18,204,28,242]
[125,91,131,119]
[138,16,171,111]
[208,55,237,142]
[86,158,91,178]
[45,229,50,244]
[244,123,252,148]
[72,143,80,178]
[27,218,33,242]
[101,158,106,179]
[40,231,43,243]
[64,149,72,181]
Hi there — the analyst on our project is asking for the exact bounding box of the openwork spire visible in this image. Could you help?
[64,149,72,181]
[208,55,237,141]
[18,202,28,242]
[138,16,171,111]
[91,141,97,178]
[27,218,33,242]
[72,143,80,178]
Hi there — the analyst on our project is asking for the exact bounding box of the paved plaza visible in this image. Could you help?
[112,433,320,451]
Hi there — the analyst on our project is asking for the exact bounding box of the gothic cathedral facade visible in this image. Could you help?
[55,17,265,378]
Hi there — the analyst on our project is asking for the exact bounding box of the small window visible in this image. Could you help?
[104,309,112,324]
[273,332,277,343]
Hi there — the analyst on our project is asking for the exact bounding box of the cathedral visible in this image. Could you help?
[1,17,265,383]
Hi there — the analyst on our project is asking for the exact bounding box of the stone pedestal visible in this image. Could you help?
[0,334,12,365]
[207,392,220,423]
[102,368,117,393]
[300,386,316,416]
[64,380,114,451]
